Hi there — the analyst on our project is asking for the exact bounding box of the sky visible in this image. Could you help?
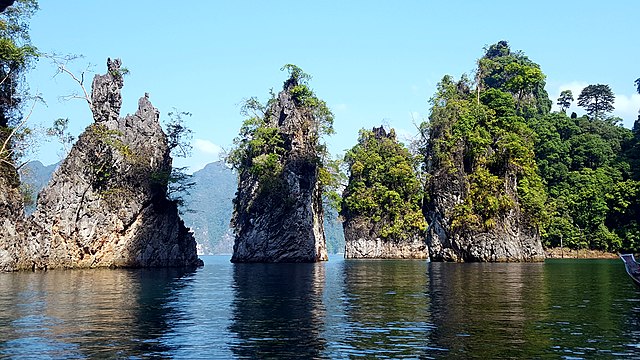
[22,1,640,171]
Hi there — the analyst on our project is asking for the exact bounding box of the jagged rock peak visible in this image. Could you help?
[230,70,328,263]
[14,58,204,270]
[91,58,124,123]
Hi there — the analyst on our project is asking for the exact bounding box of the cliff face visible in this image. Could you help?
[231,82,328,263]
[343,219,428,259]
[0,169,34,271]
[0,59,202,270]
[424,141,545,262]
[342,127,428,259]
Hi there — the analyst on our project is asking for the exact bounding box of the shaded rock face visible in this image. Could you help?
[0,172,34,271]
[424,144,544,262]
[231,84,328,263]
[342,127,428,259]
[0,59,202,270]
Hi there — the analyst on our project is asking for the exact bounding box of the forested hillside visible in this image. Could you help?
[421,40,640,254]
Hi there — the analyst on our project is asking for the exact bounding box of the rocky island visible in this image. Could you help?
[341,126,428,259]
[421,42,547,262]
[228,65,333,263]
[0,59,202,270]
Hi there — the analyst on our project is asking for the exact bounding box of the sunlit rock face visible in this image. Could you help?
[231,81,328,263]
[0,58,202,271]
[423,139,544,263]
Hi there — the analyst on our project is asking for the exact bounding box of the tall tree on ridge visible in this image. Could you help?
[577,84,615,121]
[557,90,574,113]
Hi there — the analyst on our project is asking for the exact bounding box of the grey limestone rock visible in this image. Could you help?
[231,80,328,263]
[343,219,428,259]
[0,58,202,270]
[423,141,544,262]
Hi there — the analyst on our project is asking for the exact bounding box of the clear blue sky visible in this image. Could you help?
[24,1,640,171]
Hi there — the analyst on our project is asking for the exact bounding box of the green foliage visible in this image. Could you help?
[577,84,615,120]
[227,114,285,185]
[228,65,335,204]
[85,124,131,192]
[427,68,547,230]
[46,117,74,155]
[478,40,551,116]
[341,127,427,240]
[165,109,193,158]
[0,0,38,130]
[531,109,637,251]
[163,108,197,211]
[109,66,129,79]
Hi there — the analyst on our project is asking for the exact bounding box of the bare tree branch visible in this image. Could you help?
[0,97,36,168]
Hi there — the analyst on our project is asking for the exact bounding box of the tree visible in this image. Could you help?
[577,84,615,120]
[341,126,426,239]
[556,90,573,113]
[0,0,38,183]
[635,78,640,94]
[164,109,195,213]
[46,117,74,156]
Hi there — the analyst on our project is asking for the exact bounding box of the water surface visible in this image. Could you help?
[0,256,639,358]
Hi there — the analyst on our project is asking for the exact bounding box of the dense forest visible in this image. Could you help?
[418,41,640,253]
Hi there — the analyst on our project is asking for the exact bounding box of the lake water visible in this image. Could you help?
[1,256,639,359]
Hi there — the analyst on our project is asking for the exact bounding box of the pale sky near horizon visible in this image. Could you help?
[23,1,640,172]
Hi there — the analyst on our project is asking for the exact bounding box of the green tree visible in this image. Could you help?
[0,0,38,184]
[557,90,574,113]
[341,127,427,239]
[46,117,74,156]
[227,64,334,198]
[577,84,615,120]
[163,109,195,213]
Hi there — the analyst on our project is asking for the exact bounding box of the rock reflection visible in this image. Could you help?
[0,267,196,359]
[340,260,437,357]
[229,262,326,358]
[427,262,547,357]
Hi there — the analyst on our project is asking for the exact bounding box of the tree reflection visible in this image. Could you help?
[339,260,436,357]
[427,262,548,357]
[229,262,326,358]
[0,267,196,359]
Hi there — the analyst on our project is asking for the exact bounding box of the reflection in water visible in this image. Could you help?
[1,257,640,358]
[0,267,196,359]
[229,262,326,358]
[428,262,547,358]
[339,260,438,357]
[540,259,640,357]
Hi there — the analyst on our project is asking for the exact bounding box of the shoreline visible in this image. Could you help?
[544,247,619,259]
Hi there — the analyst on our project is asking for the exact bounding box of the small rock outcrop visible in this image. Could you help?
[0,58,202,270]
[341,127,428,259]
[230,71,328,263]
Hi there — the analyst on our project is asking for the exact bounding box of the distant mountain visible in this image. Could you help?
[324,207,345,254]
[19,161,59,214]
[181,161,237,255]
